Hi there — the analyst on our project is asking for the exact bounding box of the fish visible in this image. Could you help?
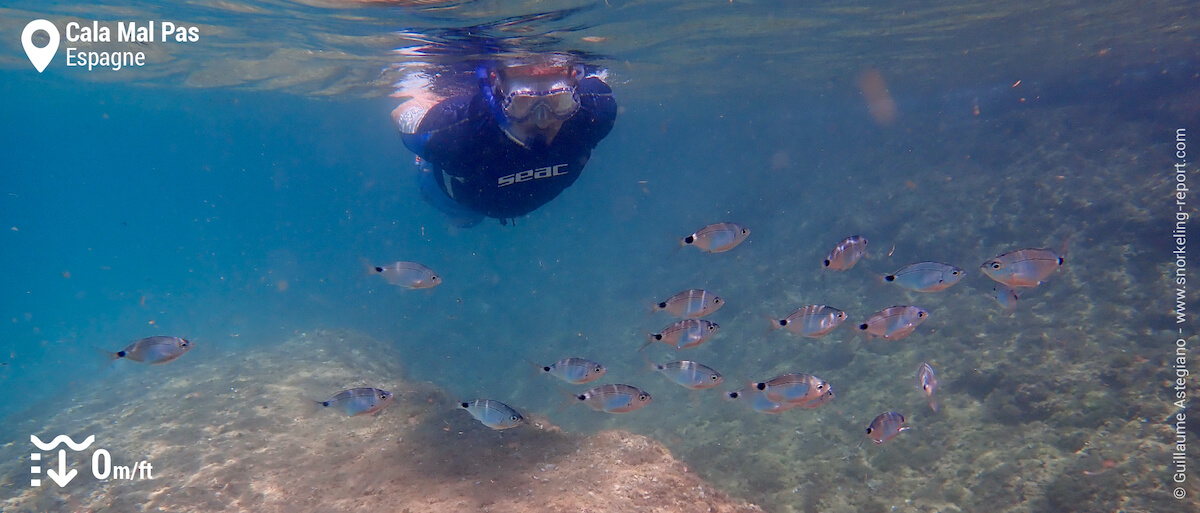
[680,222,750,253]
[857,305,928,340]
[726,386,796,414]
[574,384,652,413]
[987,284,1020,315]
[318,387,394,416]
[373,261,441,289]
[642,319,720,350]
[754,373,830,405]
[793,385,835,409]
[460,399,524,430]
[107,336,191,364]
[535,357,606,385]
[649,360,724,390]
[769,305,847,338]
[917,363,939,412]
[822,235,868,271]
[651,289,723,318]
[866,411,910,444]
[883,262,966,292]
[980,248,1064,288]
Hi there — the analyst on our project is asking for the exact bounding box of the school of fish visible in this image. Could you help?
[111,222,1066,460]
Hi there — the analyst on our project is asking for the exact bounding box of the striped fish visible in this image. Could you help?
[460,399,523,430]
[680,222,751,253]
[574,384,652,413]
[318,388,394,416]
[651,289,724,319]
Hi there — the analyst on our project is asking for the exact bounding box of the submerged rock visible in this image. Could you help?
[0,330,761,513]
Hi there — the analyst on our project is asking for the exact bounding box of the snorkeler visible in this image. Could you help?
[394,52,617,227]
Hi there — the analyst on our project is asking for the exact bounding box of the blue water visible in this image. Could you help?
[2,1,1198,511]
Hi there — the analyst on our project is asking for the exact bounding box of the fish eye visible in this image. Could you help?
[510,415,520,422]
[741,228,749,234]
[918,311,927,317]
[594,366,604,372]
[639,394,649,401]
[710,375,719,380]
[990,262,1002,269]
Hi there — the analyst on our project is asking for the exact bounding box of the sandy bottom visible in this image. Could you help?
[0,329,760,513]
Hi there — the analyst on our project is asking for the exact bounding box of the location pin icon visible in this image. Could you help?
[22,19,60,73]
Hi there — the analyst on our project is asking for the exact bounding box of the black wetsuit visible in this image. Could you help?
[401,76,617,220]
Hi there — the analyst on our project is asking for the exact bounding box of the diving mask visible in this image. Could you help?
[498,69,581,123]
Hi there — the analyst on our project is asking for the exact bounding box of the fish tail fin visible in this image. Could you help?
[91,347,122,370]
[929,398,940,413]
[553,386,581,414]
[297,392,325,416]
[360,257,383,276]
[665,224,688,260]
[638,333,657,352]
[869,273,890,292]
[763,314,783,333]
[525,359,548,379]
[637,352,658,375]
[667,240,684,260]
[1057,234,1072,264]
